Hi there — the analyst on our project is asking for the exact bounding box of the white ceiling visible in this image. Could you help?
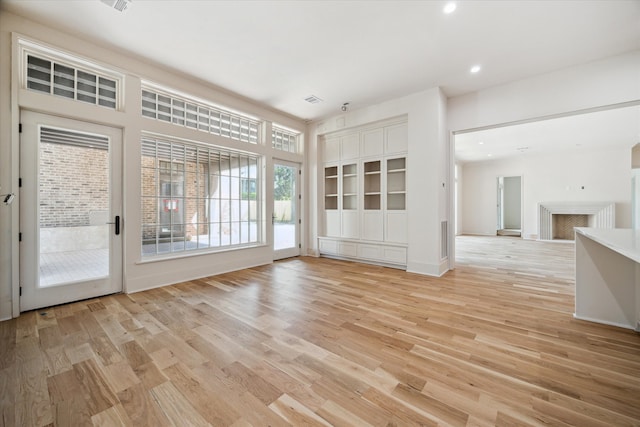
[455,105,640,163]
[2,0,640,122]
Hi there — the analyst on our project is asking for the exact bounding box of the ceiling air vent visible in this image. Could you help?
[304,95,323,104]
[100,0,131,12]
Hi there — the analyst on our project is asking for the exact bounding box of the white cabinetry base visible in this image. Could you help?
[318,237,407,268]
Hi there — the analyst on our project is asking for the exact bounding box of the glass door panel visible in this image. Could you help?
[20,111,122,311]
[273,162,300,259]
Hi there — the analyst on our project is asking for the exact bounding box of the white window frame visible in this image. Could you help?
[141,133,263,258]
[18,37,124,110]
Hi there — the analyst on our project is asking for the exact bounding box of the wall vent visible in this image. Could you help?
[100,0,131,12]
[441,220,448,259]
[304,95,323,104]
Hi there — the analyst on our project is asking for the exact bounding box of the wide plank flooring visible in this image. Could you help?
[1,235,639,426]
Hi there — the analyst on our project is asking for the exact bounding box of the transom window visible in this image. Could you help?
[272,126,299,153]
[141,86,260,144]
[141,136,262,257]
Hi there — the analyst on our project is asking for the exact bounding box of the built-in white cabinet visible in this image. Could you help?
[320,119,408,267]
[385,123,408,154]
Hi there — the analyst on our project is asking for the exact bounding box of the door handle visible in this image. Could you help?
[106,216,120,235]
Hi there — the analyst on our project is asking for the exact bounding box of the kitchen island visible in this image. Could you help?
[574,228,640,331]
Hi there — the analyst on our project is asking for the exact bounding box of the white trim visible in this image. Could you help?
[573,313,638,331]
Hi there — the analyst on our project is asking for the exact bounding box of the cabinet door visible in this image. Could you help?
[362,129,384,157]
[342,210,359,239]
[323,137,340,162]
[385,212,407,243]
[362,211,383,241]
[325,210,341,237]
[385,123,408,154]
[341,133,360,160]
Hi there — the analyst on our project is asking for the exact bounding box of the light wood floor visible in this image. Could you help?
[2,235,639,426]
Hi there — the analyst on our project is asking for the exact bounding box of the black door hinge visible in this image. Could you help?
[19,123,22,133]
[19,287,22,296]
[19,232,22,242]
[298,219,301,224]
[298,244,301,249]
[19,178,22,187]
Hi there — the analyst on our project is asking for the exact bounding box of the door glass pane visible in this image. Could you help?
[273,165,296,251]
[39,127,110,287]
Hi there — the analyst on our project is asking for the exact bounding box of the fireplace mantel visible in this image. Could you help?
[538,202,615,241]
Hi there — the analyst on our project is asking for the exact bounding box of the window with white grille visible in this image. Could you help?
[141,135,262,257]
[272,126,299,153]
[141,87,260,144]
[25,54,118,109]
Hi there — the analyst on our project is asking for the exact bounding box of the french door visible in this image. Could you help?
[273,161,300,260]
[20,111,123,311]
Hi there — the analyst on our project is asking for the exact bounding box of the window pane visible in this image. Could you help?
[77,70,97,104]
[141,136,261,256]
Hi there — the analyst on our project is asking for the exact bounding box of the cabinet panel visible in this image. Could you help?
[338,242,357,257]
[342,210,359,239]
[362,211,383,241]
[318,239,338,255]
[323,137,340,162]
[341,133,360,160]
[385,123,408,154]
[358,244,383,261]
[325,210,340,237]
[362,129,383,157]
[383,246,407,264]
[386,212,407,243]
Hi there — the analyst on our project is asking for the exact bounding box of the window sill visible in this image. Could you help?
[136,242,269,265]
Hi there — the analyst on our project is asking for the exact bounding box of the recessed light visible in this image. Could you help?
[478,141,484,145]
[487,154,492,157]
[470,65,481,74]
[443,2,456,14]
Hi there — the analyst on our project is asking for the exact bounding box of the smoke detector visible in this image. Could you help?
[100,0,131,12]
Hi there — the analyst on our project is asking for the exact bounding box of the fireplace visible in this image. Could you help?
[538,202,615,241]
[552,214,588,240]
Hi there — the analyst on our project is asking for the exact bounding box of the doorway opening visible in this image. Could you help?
[273,161,300,260]
[497,175,522,237]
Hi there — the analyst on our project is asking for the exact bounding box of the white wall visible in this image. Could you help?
[460,147,632,239]
[308,87,449,276]
[448,50,640,132]
[0,12,306,320]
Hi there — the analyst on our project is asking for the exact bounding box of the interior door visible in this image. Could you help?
[273,161,300,260]
[20,111,123,311]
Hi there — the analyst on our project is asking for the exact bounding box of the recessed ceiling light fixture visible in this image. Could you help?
[443,2,457,14]
[478,141,484,145]
[470,65,481,73]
